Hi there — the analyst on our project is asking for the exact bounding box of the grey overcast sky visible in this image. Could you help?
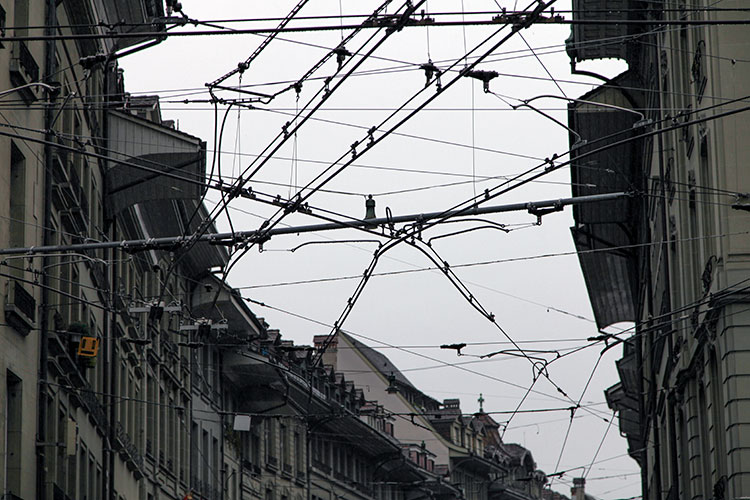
[121,1,638,498]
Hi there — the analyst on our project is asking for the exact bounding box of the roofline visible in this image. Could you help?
[109,108,205,144]
[338,332,465,454]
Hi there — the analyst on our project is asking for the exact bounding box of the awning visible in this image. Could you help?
[572,223,636,329]
[105,111,207,217]
[566,0,630,63]
[135,200,228,273]
[191,274,266,338]
[568,74,641,329]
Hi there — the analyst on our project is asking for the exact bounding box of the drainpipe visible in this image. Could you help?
[37,0,57,498]
[101,242,111,500]
[307,425,312,500]
[108,222,119,500]
[101,48,117,499]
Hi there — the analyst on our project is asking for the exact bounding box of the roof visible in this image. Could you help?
[340,331,418,391]
[501,443,529,460]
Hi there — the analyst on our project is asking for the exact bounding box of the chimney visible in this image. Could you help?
[571,477,586,500]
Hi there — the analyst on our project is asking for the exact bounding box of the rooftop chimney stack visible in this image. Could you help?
[572,477,586,500]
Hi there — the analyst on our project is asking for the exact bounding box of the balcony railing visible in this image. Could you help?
[114,421,145,478]
[312,460,331,475]
[17,41,38,81]
[80,386,108,432]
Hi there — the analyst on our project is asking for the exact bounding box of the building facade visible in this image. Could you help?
[318,332,550,500]
[0,2,610,500]
[566,1,750,499]
[0,2,418,500]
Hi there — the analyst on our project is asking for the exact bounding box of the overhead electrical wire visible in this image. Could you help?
[8,4,740,484]
[6,14,750,43]
[243,296,579,404]
[8,6,750,33]
[196,0,431,335]
[281,0,558,375]
[238,99,750,431]
[193,0,422,255]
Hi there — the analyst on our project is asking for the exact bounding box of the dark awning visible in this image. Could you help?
[135,200,228,273]
[572,223,636,329]
[566,0,630,63]
[106,152,205,216]
[101,0,167,52]
[568,74,641,329]
[105,111,207,217]
[191,274,266,338]
[568,96,639,224]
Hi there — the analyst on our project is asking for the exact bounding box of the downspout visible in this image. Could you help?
[307,421,313,500]
[102,44,125,500]
[37,0,57,497]
[108,221,119,500]
[667,394,680,499]
[101,240,111,500]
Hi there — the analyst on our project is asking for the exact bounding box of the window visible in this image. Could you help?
[59,253,70,324]
[79,445,87,500]
[12,0,27,37]
[90,173,101,240]
[251,424,261,467]
[4,371,22,495]
[159,386,166,458]
[71,266,80,322]
[212,437,219,490]
[119,363,127,425]
[280,423,289,469]
[190,421,198,483]
[87,454,95,500]
[57,408,67,486]
[0,5,5,48]
[179,399,188,481]
[146,373,156,455]
[294,431,302,475]
[202,429,209,490]
[9,143,25,254]
[168,396,176,468]
[128,373,136,445]
[265,419,277,463]
[67,418,77,498]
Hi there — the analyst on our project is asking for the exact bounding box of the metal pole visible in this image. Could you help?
[0,192,630,256]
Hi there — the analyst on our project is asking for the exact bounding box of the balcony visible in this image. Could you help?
[80,385,109,432]
[53,483,73,500]
[312,460,331,475]
[9,41,39,104]
[282,463,293,476]
[114,422,146,479]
